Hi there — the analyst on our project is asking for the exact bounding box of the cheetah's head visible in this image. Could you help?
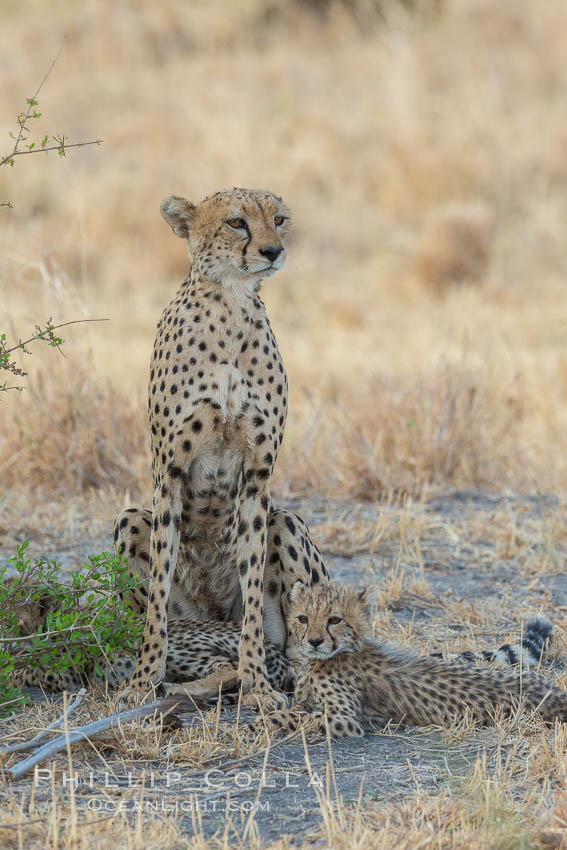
[160,187,290,288]
[286,581,374,663]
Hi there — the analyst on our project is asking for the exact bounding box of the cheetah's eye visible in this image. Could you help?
[227,218,246,229]
[297,615,308,624]
[328,616,342,625]
[274,215,285,227]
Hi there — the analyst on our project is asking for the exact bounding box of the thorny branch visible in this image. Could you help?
[1,40,103,200]
[0,317,108,396]
[1,139,103,168]
[7,42,65,159]
[1,317,108,358]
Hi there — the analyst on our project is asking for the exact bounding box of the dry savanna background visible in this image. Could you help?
[2,0,567,848]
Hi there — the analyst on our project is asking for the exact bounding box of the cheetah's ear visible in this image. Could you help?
[160,195,197,239]
[288,580,307,605]
[357,587,374,617]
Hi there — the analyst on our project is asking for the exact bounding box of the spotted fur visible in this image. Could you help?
[249,583,567,739]
[11,616,294,695]
[115,188,329,710]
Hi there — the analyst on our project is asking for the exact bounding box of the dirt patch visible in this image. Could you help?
[2,490,567,846]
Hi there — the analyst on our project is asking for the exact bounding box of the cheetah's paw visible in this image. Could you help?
[115,680,164,707]
[241,686,288,713]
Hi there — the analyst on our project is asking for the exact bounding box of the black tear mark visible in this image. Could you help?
[242,224,252,259]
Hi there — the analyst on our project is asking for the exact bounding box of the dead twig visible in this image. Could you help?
[0,688,86,756]
[6,694,202,780]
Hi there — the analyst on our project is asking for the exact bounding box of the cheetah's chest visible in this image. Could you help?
[149,285,288,619]
[169,383,279,619]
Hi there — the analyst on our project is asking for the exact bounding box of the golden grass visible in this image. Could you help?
[0,691,275,849]
[311,785,539,850]
[4,706,564,849]
[2,1,567,846]
[1,0,567,522]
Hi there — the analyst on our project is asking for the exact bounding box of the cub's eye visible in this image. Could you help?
[297,615,308,624]
[328,616,342,625]
[274,215,285,227]
[227,218,246,229]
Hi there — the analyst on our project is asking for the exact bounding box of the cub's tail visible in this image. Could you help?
[432,615,553,669]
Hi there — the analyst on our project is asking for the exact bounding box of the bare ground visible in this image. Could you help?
[2,490,567,846]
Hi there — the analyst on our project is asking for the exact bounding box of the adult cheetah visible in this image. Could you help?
[11,614,295,698]
[116,188,328,709]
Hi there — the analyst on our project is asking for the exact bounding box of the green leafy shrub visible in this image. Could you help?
[0,542,143,715]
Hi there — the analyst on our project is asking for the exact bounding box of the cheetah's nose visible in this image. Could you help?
[259,245,284,263]
[308,637,324,648]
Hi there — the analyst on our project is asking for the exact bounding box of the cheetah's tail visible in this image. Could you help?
[432,615,554,669]
[474,615,553,668]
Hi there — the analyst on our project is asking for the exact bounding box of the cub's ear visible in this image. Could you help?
[160,195,197,239]
[357,586,374,616]
[288,580,307,605]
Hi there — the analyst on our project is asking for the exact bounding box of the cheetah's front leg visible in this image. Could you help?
[116,474,183,701]
[236,476,286,712]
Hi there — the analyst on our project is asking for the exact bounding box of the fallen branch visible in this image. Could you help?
[6,693,201,780]
[0,689,85,757]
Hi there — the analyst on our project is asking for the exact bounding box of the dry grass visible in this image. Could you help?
[2,1,567,847]
[413,201,493,294]
[0,692,276,849]
[1,494,566,848]
[1,363,149,498]
[3,698,565,849]
[1,0,567,527]
[311,784,539,850]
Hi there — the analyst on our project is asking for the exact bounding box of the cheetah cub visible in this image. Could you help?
[252,582,567,738]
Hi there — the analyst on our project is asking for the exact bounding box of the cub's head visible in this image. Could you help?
[286,582,374,663]
[160,187,290,287]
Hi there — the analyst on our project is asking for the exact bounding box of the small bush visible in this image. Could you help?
[0,542,144,715]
